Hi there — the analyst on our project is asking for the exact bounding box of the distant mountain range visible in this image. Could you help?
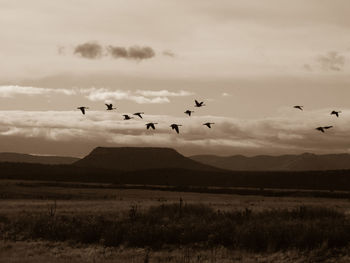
[190,153,350,171]
[2,149,350,172]
[75,147,219,171]
[0,152,79,165]
[2,147,350,191]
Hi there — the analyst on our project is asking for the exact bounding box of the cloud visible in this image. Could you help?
[74,42,103,59]
[0,85,193,104]
[162,50,175,57]
[135,90,193,97]
[81,88,193,104]
[0,109,350,156]
[71,43,156,61]
[107,45,155,60]
[316,51,345,71]
[0,85,76,98]
[82,88,170,104]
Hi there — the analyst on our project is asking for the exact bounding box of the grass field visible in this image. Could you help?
[2,179,350,262]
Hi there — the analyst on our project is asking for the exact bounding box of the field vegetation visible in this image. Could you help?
[2,179,350,262]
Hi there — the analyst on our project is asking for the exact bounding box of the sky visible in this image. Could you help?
[0,0,350,157]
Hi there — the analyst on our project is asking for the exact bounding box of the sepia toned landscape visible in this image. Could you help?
[1,0,350,262]
[2,148,350,262]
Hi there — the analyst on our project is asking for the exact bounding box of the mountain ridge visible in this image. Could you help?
[0,152,80,165]
[190,153,350,171]
[74,146,220,171]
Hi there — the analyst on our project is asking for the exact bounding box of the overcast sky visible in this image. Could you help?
[0,0,349,157]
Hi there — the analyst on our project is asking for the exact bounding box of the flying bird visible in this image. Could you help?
[195,100,205,107]
[184,110,194,116]
[293,106,303,111]
[77,106,89,115]
[203,122,215,128]
[123,114,133,120]
[316,126,333,133]
[146,122,158,130]
[133,112,144,119]
[105,104,116,110]
[331,110,341,117]
[170,124,182,134]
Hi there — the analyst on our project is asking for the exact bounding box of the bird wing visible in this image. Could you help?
[336,112,339,117]
[81,108,85,114]
[150,123,155,129]
[324,126,333,129]
[174,126,179,133]
[316,127,324,132]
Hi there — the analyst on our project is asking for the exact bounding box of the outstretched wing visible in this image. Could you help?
[174,125,179,134]
[80,108,85,114]
[324,126,333,129]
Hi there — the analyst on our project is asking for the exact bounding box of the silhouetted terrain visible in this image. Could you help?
[1,162,350,191]
[75,147,219,171]
[1,147,350,191]
[0,152,79,165]
[191,153,350,171]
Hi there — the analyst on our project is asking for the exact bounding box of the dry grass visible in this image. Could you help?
[2,241,350,263]
[2,179,350,262]
[2,180,350,217]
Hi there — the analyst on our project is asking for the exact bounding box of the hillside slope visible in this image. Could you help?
[0,152,79,165]
[190,153,350,171]
[74,147,219,171]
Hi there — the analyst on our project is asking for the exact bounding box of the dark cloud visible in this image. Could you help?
[316,51,345,71]
[107,45,155,60]
[107,46,128,58]
[74,42,103,59]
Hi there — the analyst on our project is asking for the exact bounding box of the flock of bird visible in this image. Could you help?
[77,100,213,134]
[293,105,341,133]
[77,102,341,134]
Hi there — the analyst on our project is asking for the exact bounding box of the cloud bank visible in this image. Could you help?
[73,42,156,61]
[0,109,349,156]
[0,85,76,97]
[74,42,103,59]
[107,45,155,60]
[0,85,193,104]
[305,51,346,72]
[317,51,345,71]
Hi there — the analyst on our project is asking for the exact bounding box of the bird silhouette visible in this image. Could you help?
[133,112,144,119]
[146,122,158,130]
[195,100,205,107]
[184,110,194,116]
[316,126,333,133]
[170,124,182,134]
[105,104,116,110]
[123,114,133,120]
[293,106,303,111]
[203,122,215,128]
[77,106,89,115]
[331,110,341,117]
